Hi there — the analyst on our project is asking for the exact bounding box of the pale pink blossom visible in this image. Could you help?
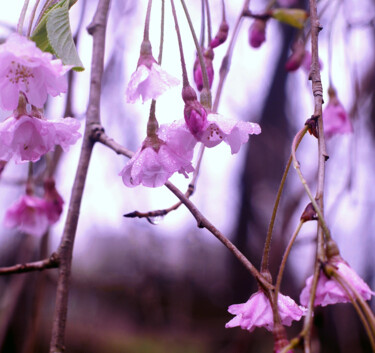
[0,115,81,163]
[193,48,214,92]
[0,33,70,110]
[198,113,261,154]
[323,89,352,138]
[300,258,375,307]
[125,62,179,103]
[120,123,196,188]
[249,20,267,48]
[226,291,306,332]
[4,195,50,237]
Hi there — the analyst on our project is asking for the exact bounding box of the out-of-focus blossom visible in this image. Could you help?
[193,48,214,92]
[271,9,308,29]
[4,194,50,237]
[119,123,196,188]
[210,21,229,49]
[249,19,267,48]
[125,41,179,103]
[0,115,81,163]
[300,257,375,307]
[225,291,306,332]
[285,41,306,71]
[43,178,64,223]
[0,33,70,110]
[323,87,353,138]
[198,113,261,154]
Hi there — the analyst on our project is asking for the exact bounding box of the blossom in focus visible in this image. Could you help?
[249,19,267,48]
[125,47,179,104]
[193,48,214,92]
[0,33,70,110]
[300,257,375,307]
[210,21,229,49]
[225,291,306,332]
[4,194,50,237]
[119,123,196,188]
[323,87,353,138]
[0,115,81,163]
[198,113,261,154]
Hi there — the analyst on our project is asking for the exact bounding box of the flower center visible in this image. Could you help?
[6,61,34,91]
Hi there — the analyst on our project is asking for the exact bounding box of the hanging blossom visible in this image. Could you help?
[125,41,179,103]
[225,290,306,332]
[300,257,375,307]
[0,33,70,110]
[323,87,353,138]
[0,114,81,163]
[119,121,197,188]
[183,86,261,154]
[193,48,214,92]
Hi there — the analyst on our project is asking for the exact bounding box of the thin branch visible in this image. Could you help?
[49,0,111,351]
[0,253,59,275]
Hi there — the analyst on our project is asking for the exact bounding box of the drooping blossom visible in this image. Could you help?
[199,113,261,154]
[210,21,229,49]
[4,194,50,237]
[182,86,261,153]
[249,19,267,48]
[300,257,375,307]
[43,178,64,223]
[0,33,70,110]
[193,48,214,92]
[125,41,179,103]
[119,122,196,188]
[323,87,353,138]
[0,114,81,163]
[225,291,306,332]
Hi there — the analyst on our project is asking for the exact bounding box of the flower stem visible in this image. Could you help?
[17,0,30,35]
[158,0,165,65]
[204,0,212,44]
[170,0,189,88]
[199,0,205,47]
[179,0,212,104]
[143,0,153,41]
[27,0,41,37]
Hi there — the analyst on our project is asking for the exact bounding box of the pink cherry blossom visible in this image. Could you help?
[198,113,261,154]
[300,258,375,307]
[125,62,180,103]
[225,291,306,332]
[0,33,70,110]
[4,195,50,237]
[193,49,214,92]
[249,20,267,48]
[323,90,352,138]
[0,115,81,163]
[120,123,196,188]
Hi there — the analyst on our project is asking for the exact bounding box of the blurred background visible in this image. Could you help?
[0,0,375,352]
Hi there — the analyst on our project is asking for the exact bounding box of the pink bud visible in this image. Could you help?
[43,178,64,223]
[285,42,306,71]
[210,21,229,49]
[182,86,208,135]
[193,48,214,92]
[249,19,267,48]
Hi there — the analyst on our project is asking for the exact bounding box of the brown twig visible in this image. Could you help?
[49,0,111,351]
[0,252,59,275]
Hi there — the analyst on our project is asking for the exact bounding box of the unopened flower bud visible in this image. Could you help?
[285,41,306,71]
[300,202,317,222]
[43,178,64,223]
[182,86,207,135]
[273,323,294,353]
[193,48,214,91]
[249,19,267,48]
[210,21,229,49]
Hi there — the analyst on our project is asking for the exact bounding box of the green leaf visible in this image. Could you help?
[271,9,308,29]
[31,0,84,71]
